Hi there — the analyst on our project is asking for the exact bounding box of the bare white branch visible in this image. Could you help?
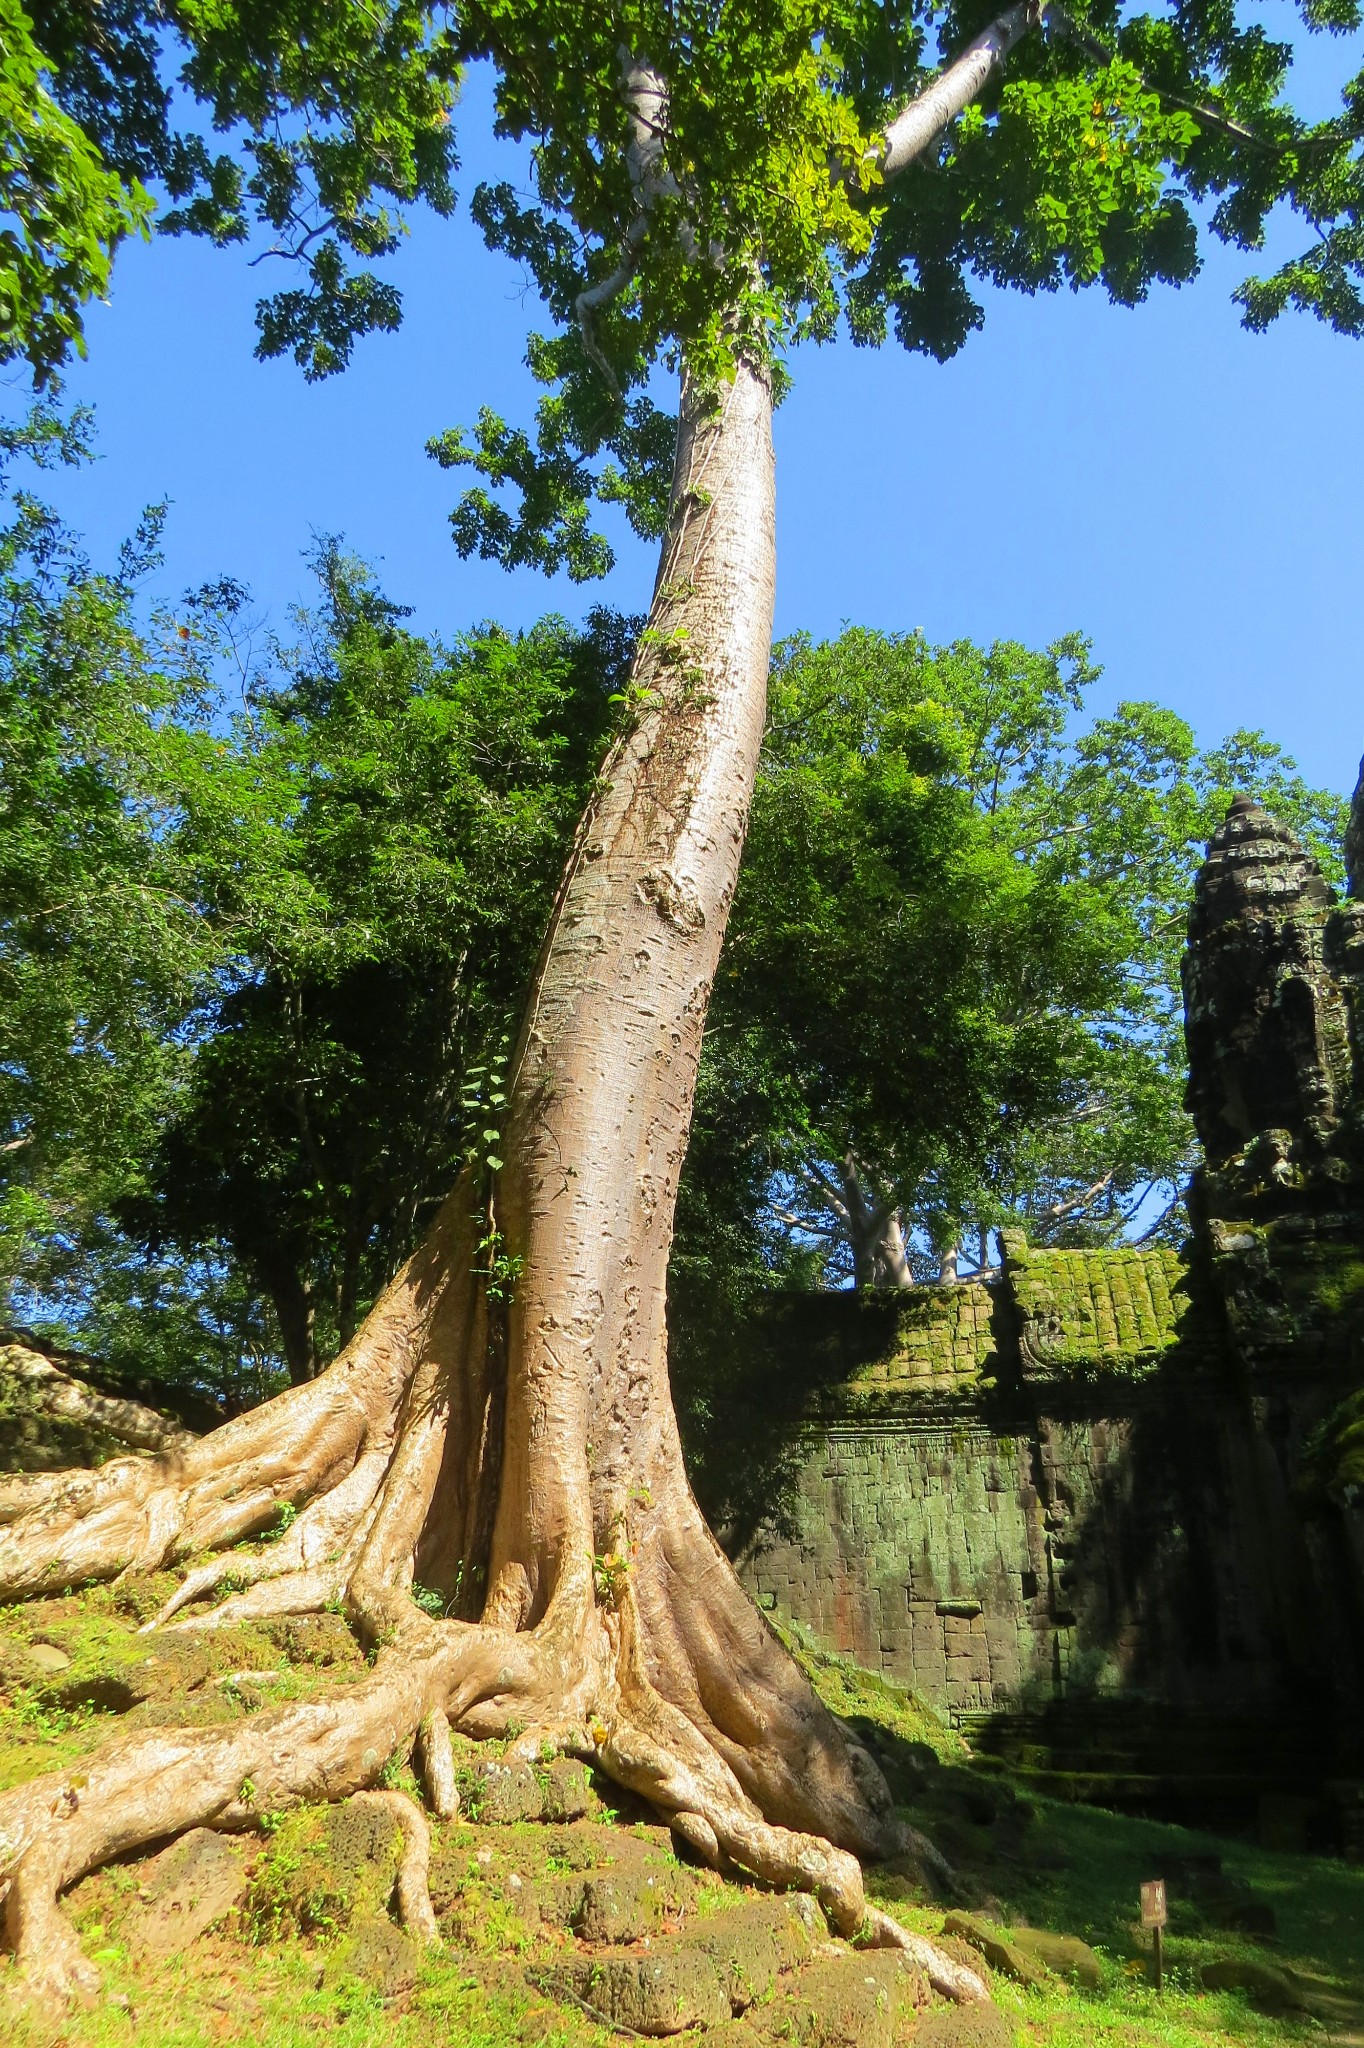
[880,0,1041,180]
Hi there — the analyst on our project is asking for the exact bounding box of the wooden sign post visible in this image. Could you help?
[1141,1879,1168,1992]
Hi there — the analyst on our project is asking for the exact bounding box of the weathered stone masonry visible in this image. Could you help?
[736,793,1364,1826]
[737,1242,1274,1724]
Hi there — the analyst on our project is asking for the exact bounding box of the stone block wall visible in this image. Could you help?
[733,795,1364,1815]
[1003,1237,1196,1376]
[851,1284,998,1394]
[749,1417,1043,1716]
[734,1243,1364,1787]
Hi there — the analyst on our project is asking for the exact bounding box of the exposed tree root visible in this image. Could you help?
[352,1791,440,1944]
[417,1708,460,1819]
[0,1190,931,2009]
[862,1907,990,2003]
[0,1337,196,1459]
[0,354,961,2016]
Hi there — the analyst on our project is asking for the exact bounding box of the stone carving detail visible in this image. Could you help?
[1181,796,1349,1166]
[737,783,1364,1826]
[1182,794,1364,1373]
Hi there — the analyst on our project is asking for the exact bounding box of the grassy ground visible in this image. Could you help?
[0,1582,1359,2046]
[806,1651,1364,2048]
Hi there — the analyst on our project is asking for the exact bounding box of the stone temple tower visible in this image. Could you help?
[1182,795,1350,1167]
[1182,787,1364,1370]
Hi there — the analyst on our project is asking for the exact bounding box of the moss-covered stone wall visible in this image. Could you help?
[733,1238,1364,1800]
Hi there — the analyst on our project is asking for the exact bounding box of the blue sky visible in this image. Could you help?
[26,44,1364,798]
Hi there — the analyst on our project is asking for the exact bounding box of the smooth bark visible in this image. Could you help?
[880,0,1039,175]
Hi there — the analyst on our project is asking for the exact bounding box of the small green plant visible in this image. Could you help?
[378,1749,417,1793]
[591,1507,636,1605]
[11,1687,95,1741]
[461,1032,512,1176]
[608,678,663,712]
[591,1547,631,1604]
[410,1581,447,1618]
[261,1500,298,1542]
[472,1223,524,1303]
[238,1777,257,1806]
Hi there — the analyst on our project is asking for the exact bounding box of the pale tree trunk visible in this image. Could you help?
[0,7,1040,1998]
[0,356,934,2004]
[834,1155,914,1289]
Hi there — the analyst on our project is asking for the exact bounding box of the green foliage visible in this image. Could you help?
[123,553,623,1381]
[0,403,231,1378]
[0,414,627,1396]
[671,626,1346,1303]
[0,1,152,384]
[5,0,1360,585]
[11,0,459,379]
[434,0,1364,575]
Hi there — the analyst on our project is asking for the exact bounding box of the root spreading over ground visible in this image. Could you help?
[0,1202,971,2011]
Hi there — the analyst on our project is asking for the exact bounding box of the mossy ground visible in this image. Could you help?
[0,1584,1359,2047]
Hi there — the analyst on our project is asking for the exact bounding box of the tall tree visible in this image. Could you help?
[0,408,211,1323]
[0,487,626,1401]
[2,0,1363,2003]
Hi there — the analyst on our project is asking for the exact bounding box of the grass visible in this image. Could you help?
[0,1584,1359,2046]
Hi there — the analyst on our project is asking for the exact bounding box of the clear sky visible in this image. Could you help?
[25,47,1364,798]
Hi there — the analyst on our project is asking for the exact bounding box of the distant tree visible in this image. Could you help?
[0,406,213,1328]
[677,629,1347,1292]
[0,421,625,1400]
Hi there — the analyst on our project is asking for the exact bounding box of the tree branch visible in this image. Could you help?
[1132,1191,1181,1243]
[1044,1,1351,156]
[879,0,1042,180]
[770,1205,837,1239]
[877,0,1347,198]
[1043,1171,1115,1224]
[799,1156,851,1226]
[574,51,685,398]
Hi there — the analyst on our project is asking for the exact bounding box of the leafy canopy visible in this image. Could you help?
[674,627,1347,1291]
[0,418,624,1398]
[4,0,459,383]
[4,0,1362,537]
[126,553,624,1383]
[0,405,213,1319]
[437,0,1364,577]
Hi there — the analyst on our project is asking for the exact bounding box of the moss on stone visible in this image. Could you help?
[244,1799,403,1941]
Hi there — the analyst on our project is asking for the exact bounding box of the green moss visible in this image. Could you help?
[1300,1385,1364,1504]
[244,1800,403,1942]
[1002,1236,1194,1378]
[778,1620,969,1764]
[1302,1249,1364,1319]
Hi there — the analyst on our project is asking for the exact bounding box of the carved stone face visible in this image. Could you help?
[1182,797,1348,1167]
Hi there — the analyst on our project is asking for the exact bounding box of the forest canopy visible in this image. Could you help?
[1,419,1344,1422]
